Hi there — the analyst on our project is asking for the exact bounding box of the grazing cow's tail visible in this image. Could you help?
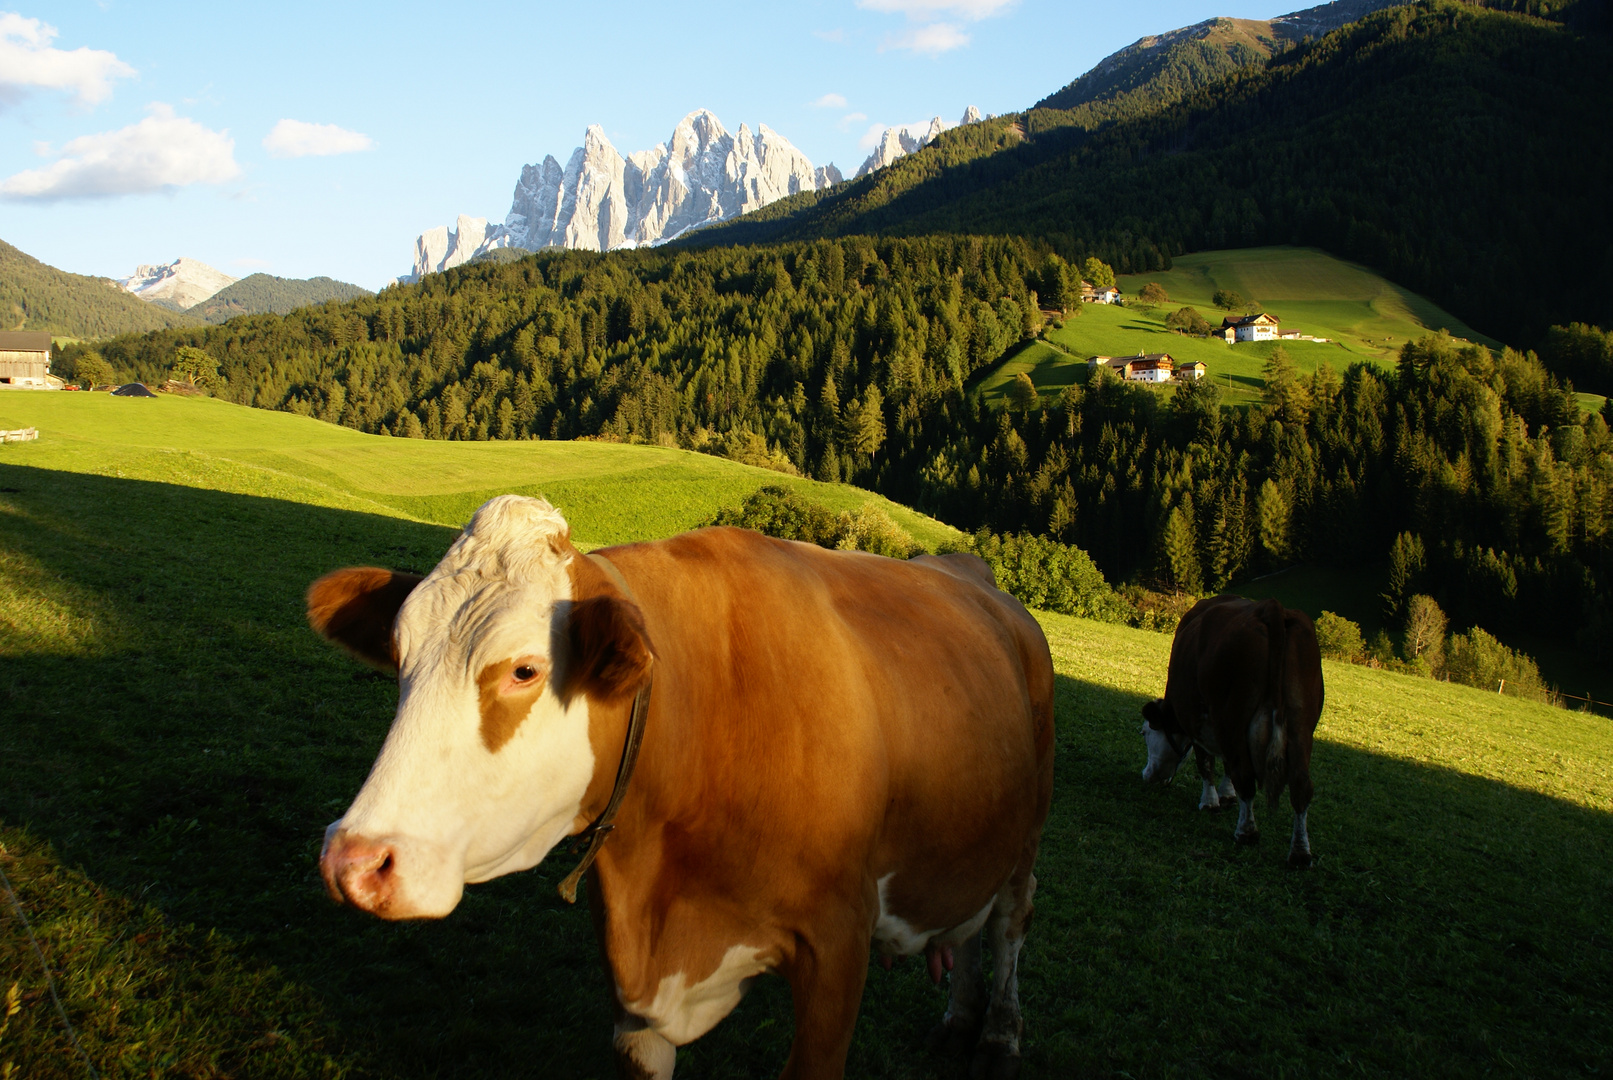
[1255,599,1289,807]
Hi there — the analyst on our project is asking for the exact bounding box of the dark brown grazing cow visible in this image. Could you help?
[309,495,1055,1080]
[1140,595,1323,866]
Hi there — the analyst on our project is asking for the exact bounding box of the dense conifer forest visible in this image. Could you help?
[60,235,1613,662]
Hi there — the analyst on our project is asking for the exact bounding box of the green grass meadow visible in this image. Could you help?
[1,395,1610,1078]
[978,247,1608,415]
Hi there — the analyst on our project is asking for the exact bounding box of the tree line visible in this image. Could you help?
[58,235,1613,664]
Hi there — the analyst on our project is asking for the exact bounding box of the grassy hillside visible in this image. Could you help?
[974,247,1525,409]
[0,394,960,552]
[190,274,373,324]
[0,238,201,340]
[1,407,1607,1075]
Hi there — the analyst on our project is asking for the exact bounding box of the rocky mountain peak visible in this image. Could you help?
[854,106,982,179]
[401,104,979,281]
[118,257,237,309]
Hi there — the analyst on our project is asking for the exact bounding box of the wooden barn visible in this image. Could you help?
[0,332,52,387]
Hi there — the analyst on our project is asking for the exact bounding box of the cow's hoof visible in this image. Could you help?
[1199,801,1222,813]
[970,1041,1021,1080]
[1288,850,1313,868]
[926,1015,981,1058]
[1234,829,1260,846]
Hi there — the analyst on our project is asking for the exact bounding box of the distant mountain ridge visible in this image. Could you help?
[118,258,237,311]
[0,239,200,339]
[1032,0,1404,120]
[112,256,371,324]
[189,275,373,324]
[401,106,982,281]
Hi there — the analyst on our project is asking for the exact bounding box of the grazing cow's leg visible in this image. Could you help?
[929,931,987,1057]
[780,929,871,1080]
[1286,737,1316,868]
[1195,748,1222,810]
[613,1015,675,1080]
[973,869,1036,1080]
[1289,809,1312,867]
[1234,798,1260,845]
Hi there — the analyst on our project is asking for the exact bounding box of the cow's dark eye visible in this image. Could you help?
[513,665,538,682]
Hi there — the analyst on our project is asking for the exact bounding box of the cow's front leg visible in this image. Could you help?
[614,1015,675,1080]
[780,931,870,1080]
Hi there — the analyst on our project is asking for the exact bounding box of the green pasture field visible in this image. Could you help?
[0,392,960,553]
[1116,247,1500,357]
[1,396,1610,1078]
[975,247,1613,414]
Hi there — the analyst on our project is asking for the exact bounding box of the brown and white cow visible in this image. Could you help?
[1140,595,1323,867]
[308,495,1055,1080]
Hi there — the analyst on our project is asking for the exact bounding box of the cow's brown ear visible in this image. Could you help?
[1142,699,1176,731]
[306,567,423,671]
[565,596,653,702]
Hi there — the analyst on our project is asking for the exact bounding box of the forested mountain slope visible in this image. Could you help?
[190,274,373,324]
[1029,0,1404,124]
[0,239,201,339]
[698,1,1613,345]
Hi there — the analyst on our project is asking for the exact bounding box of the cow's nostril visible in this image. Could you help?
[376,851,394,876]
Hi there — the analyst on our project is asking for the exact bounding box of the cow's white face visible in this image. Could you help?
[311,496,642,920]
[1140,699,1186,785]
[1140,723,1185,784]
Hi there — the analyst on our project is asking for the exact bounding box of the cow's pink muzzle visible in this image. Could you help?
[320,827,400,917]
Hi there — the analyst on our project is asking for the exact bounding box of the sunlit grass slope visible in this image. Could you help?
[1,394,1609,1077]
[977,247,1544,410]
[0,392,959,551]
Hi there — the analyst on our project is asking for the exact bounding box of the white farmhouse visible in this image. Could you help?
[1220,313,1281,342]
[1117,353,1175,383]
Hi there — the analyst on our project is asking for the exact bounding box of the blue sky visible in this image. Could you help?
[1,1,1291,290]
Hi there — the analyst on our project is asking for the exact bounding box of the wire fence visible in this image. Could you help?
[1550,689,1613,714]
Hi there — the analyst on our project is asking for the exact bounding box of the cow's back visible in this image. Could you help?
[593,527,1054,956]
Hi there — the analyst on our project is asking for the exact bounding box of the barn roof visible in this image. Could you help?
[0,331,51,352]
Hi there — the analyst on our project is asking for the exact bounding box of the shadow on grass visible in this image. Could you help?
[1,463,1609,1078]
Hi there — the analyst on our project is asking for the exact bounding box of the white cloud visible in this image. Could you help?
[858,0,1012,54]
[810,92,848,109]
[262,118,374,159]
[0,12,135,108]
[857,0,1014,17]
[840,111,868,130]
[880,22,971,54]
[0,103,240,201]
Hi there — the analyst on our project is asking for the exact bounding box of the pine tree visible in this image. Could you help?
[1257,479,1290,564]
[1163,506,1204,593]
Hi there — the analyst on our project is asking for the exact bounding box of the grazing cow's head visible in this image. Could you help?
[309,496,651,920]
[1140,699,1188,784]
